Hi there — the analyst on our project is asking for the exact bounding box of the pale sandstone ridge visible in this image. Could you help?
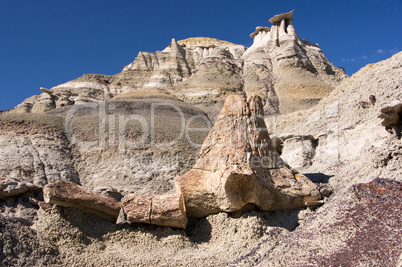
[267,51,402,183]
[177,37,238,47]
[175,94,321,218]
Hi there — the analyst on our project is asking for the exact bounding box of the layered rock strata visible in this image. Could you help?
[243,10,347,114]
[1,97,210,195]
[175,94,321,218]
[0,113,79,186]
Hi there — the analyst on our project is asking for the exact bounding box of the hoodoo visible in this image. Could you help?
[243,9,347,114]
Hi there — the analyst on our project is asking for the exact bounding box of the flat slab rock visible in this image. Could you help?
[0,177,39,199]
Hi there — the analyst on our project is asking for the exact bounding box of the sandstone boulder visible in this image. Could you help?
[280,136,316,169]
[121,193,187,229]
[175,94,321,218]
[43,180,121,221]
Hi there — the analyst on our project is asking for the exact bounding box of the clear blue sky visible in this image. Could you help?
[1,0,401,111]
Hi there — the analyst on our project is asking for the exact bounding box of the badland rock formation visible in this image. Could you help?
[11,10,346,118]
[0,9,401,267]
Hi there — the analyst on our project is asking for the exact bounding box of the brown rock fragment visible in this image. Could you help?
[43,180,121,221]
[38,201,53,211]
[121,194,153,224]
[122,193,187,229]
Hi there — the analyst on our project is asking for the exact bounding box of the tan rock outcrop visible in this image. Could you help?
[43,180,121,221]
[31,93,56,113]
[0,177,39,199]
[121,193,187,229]
[175,94,321,218]
[0,115,79,186]
[378,99,402,126]
[177,37,238,47]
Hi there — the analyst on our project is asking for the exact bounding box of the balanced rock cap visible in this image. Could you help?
[250,26,271,38]
[269,9,295,24]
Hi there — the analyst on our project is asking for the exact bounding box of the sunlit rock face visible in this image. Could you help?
[243,10,347,114]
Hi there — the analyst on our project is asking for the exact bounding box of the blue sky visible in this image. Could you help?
[1,0,401,111]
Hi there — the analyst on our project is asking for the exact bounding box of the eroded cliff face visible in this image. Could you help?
[10,10,346,118]
[0,114,79,186]
[1,97,211,196]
